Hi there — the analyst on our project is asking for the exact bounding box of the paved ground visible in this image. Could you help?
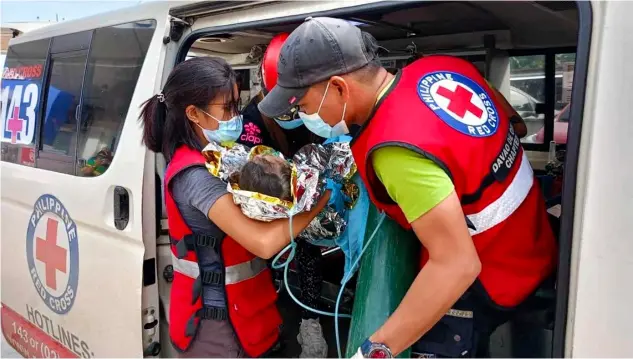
[2,335,21,358]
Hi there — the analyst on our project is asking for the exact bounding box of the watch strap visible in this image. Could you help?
[361,339,373,356]
[360,338,393,358]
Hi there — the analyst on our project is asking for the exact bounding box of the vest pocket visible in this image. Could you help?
[227,268,282,346]
[411,309,475,358]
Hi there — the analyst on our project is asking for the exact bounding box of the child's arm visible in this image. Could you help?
[208,191,331,259]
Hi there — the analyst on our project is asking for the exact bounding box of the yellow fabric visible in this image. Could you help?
[368,72,453,223]
[371,146,454,223]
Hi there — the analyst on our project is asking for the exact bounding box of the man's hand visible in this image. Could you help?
[368,191,481,355]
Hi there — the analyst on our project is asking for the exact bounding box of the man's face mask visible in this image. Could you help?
[299,82,349,138]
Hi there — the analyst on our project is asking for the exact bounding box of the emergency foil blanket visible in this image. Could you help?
[202,141,359,242]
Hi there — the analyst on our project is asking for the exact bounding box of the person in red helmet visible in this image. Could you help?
[240,33,329,358]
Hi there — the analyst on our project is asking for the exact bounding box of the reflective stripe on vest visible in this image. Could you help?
[225,257,268,285]
[467,152,533,236]
[171,252,267,283]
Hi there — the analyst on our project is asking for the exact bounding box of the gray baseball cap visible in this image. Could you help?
[258,17,374,118]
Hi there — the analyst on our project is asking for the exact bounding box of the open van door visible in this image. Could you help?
[1,2,174,357]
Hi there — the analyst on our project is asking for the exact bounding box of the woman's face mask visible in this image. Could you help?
[299,82,349,139]
[197,108,243,144]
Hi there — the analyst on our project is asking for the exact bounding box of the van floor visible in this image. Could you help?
[276,290,351,358]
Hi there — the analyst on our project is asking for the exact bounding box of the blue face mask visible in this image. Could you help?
[197,108,243,144]
[274,117,304,130]
[299,82,349,138]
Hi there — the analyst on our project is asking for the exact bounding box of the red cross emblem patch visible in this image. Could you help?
[417,71,500,137]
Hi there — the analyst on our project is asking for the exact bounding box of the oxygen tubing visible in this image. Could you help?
[271,209,352,319]
[271,208,388,359]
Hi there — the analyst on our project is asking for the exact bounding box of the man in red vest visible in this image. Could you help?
[259,17,557,358]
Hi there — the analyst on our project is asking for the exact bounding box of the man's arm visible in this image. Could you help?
[368,191,480,355]
[368,146,481,356]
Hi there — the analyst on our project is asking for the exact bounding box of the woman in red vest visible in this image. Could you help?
[139,57,330,358]
[259,18,557,358]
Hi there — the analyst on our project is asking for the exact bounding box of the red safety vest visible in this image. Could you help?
[351,55,557,308]
[165,146,282,356]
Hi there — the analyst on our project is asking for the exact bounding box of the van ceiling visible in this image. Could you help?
[190,1,578,57]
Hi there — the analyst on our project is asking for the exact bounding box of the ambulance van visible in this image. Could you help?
[1,0,630,357]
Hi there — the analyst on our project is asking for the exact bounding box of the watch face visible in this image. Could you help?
[367,347,390,358]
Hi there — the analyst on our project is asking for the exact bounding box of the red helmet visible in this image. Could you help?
[261,33,290,93]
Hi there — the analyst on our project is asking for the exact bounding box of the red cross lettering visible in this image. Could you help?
[7,106,24,144]
[436,85,484,119]
[36,218,67,291]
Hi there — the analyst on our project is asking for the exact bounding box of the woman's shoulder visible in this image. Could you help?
[171,165,223,190]
[170,165,228,207]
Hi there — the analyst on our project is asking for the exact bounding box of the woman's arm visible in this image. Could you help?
[208,191,330,259]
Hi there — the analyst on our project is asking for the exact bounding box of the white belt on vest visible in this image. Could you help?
[171,253,268,284]
[467,152,534,236]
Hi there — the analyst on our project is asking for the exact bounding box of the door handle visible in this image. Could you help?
[114,186,130,230]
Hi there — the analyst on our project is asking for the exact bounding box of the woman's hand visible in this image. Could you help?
[208,190,331,259]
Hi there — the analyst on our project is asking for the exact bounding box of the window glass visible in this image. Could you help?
[0,38,49,166]
[235,69,251,111]
[76,20,156,177]
[553,53,576,144]
[41,54,87,157]
[509,55,546,144]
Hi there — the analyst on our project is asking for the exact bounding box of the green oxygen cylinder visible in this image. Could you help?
[345,204,419,358]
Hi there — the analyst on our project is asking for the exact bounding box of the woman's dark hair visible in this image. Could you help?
[139,57,237,161]
[234,155,293,201]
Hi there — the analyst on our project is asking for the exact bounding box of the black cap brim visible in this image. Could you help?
[258,84,308,118]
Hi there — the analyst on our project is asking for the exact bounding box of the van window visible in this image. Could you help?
[38,52,89,175]
[556,53,575,111]
[76,21,156,177]
[0,38,50,166]
[510,55,546,143]
[1,20,156,176]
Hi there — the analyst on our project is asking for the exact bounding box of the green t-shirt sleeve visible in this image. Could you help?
[371,146,455,223]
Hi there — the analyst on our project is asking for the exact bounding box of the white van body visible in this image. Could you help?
[1,1,631,357]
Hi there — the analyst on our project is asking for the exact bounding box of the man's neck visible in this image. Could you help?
[356,68,394,126]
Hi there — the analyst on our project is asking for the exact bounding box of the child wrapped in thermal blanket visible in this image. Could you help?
[202,139,360,245]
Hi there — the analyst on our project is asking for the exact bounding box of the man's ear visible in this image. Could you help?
[330,76,350,103]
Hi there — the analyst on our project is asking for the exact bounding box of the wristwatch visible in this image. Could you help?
[361,339,393,358]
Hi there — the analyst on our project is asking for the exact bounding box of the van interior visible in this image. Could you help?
[156,1,584,357]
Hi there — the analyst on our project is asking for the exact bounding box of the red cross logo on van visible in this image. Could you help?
[7,106,25,144]
[36,218,68,290]
[436,85,484,119]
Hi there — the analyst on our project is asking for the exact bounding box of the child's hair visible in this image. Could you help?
[232,155,293,201]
